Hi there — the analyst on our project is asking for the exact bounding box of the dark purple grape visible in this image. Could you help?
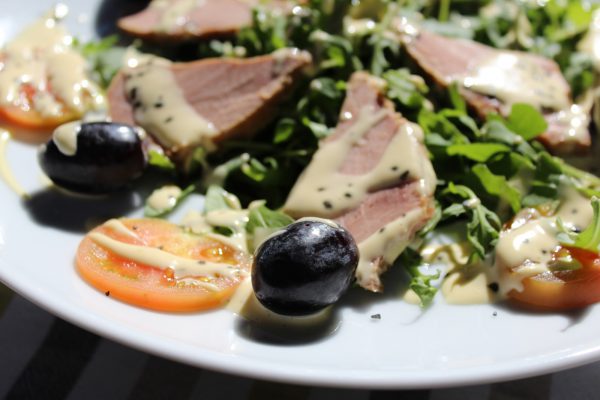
[39,122,146,194]
[252,219,359,316]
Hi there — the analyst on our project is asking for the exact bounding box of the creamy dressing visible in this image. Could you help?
[103,219,141,240]
[182,207,250,253]
[227,276,331,328]
[546,104,591,144]
[150,0,205,34]
[495,187,593,295]
[205,209,250,253]
[89,232,240,284]
[356,208,426,291]
[578,9,600,72]
[441,264,497,305]
[284,109,435,218]
[123,51,218,150]
[0,6,103,117]
[52,121,81,156]
[458,52,571,112]
[147,185,182,213]
[0,130,29,198]
[495,216,559,294]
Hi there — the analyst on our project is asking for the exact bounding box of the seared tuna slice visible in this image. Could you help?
[107,49,311,161]
[404,30,590,154]
[118,0,294,42]
[284,72,437,292]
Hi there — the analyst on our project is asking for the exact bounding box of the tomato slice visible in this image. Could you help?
[76,218,250,312]
[0,105,74,131]
[0,82,76,132]
[508,246,600,310]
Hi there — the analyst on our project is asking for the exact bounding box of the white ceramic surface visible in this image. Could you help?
[1,0,600,389]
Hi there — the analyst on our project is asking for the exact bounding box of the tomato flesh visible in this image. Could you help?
[508,246,600,310]
[76,218,250,312]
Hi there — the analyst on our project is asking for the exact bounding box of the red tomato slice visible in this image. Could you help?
[0,82,76,131]
[0,105,74,131]
[508,246,600,310]
[76,218,250,312]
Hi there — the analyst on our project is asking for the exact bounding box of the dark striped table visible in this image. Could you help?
[1,282,599,400]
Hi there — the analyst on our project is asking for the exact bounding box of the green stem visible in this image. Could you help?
[438,0,451,22]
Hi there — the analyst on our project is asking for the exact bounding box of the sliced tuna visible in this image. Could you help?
[107,49,311,161]
[284,72,437,292]
[118,0,294,42]
[404,30,591,154]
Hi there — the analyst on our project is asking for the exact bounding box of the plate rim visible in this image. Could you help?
[2,256,600,389]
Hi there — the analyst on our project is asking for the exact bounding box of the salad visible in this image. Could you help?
[2,0,600,330]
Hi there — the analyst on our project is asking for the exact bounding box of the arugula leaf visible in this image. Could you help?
[471,164,521,213]
[566,197,600,253]
[204,186,241,213]
[447,83,467,113]
[505,103,548,140]
[144,185,195,218]
[396,248,439,308]
[446,143,511,162]
[383,68,428,110]
[147,150,176,172]
[273,118,296,144]
[74,35,126,89]
[246,205,294,234]
[442,184,501,260]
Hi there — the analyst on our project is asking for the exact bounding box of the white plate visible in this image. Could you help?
[2,0,600,389]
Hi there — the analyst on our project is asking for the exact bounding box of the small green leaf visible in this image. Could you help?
[396,248,439,307]
[246,205,294,234]
[147,150,176,171]
[204,186,241,213]
[447,143,511,162]
[273,118,295,144]
[383,68,427,109]
[471,164,521,213]
[506,103,548,140]
[570,197,600,253]
[448,83,466,113]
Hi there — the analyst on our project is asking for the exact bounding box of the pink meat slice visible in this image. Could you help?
[118,0,293,42]
[405,30,590,154]
[107,50,311,159]
[286,72,435,292]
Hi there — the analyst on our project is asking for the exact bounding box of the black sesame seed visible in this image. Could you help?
[345,192,352,198]
[133,101,142,109]
[154,102,164,108]
[488,282,499,293]
[129,87,138,101]
[400,171,410,181]
[492,311,498,317]
[391,166,399,171]
[105,291,110,297]
[371,313,381,320]
[379,227,385,233]
[323,201,333,209]
[165,117,173,123]
[317,187,326,192]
